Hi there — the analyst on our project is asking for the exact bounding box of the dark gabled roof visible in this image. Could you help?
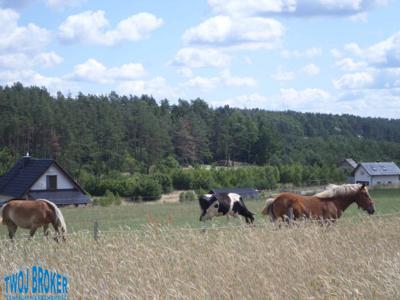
[0,156,87,198]
[28,190,90,206]
[343,158,357,169]
[209,188,259,198]
[0,157,54,198]
[355,162,400,176]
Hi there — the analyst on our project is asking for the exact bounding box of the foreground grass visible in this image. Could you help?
[1,216,400,299]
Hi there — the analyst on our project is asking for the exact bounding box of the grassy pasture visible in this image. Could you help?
[0,188,399,236]
[0,189,399,299]
[0,214,400,299]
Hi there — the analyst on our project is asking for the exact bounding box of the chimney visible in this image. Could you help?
[22,152,31,166]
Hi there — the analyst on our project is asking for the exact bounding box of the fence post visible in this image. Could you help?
[94,221,99,241]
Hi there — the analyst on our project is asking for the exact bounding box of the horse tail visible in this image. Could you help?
[0,201,10,224]
[38,199,67,234]
[262,198,276,217]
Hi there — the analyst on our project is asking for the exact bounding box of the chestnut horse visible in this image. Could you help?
[261,183,375,222]
[0,199,67,241]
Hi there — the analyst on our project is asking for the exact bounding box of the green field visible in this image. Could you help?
[1,188,399,238]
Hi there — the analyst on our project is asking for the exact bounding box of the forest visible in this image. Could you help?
[0,83,399,198]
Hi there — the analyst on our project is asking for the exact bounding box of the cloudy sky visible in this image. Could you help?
[0,0,399,118]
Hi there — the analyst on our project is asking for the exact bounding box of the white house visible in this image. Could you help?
[0,155,90,206]
[353,162,400,186]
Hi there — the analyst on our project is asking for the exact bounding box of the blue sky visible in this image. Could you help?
[0,0,399,118]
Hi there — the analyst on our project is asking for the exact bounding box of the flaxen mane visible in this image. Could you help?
[315,183,365,199]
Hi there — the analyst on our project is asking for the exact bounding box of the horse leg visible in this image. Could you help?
[7,223,17,240]
[286,207,294,225]
[43,224,50,239]
[51,221,62,242]
[29,228,37,240]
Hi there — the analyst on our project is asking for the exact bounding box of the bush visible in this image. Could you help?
[135,176,162,201]
[153,173,173,193]
[172,170,193,190]
[93,190,122,207]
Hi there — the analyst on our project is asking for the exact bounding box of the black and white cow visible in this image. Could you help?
[198,193,255,224]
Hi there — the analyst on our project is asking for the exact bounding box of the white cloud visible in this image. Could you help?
[215,88,400,118]
[58,11,163,46]
[333,71,375,89]
[272,66,296,81]
[334,58,367,71]
[333,68,400,89]
[34,52,64,68]
[183,15,283,49]
[331,48,343,59]
[185,70,257,90]
[214,88,333,112]
[333,32,400,92]
[0,52,63,69]
[281,47,322,59]
[0,8,51,54]
[336,89,400,118]
[186,76,219,90]
[177,67,194,78]
[117,77,179,99]
[208,0,295,17]
[0,69,77,94]
[280,88,331,106]
[348,11,368,22]
[339,33,400,68]
[301,63,320,75]
[70,59,146,84]
[208,0,388,17]
[171,47,230,69]
[272,64,320,81]
[212,93,270,108]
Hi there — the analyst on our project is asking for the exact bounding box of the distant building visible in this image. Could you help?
[352,162,400,186]
[209,188,260,199]
[339,158,358,173]
[0,155,91,206]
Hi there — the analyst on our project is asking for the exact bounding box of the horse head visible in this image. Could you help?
[355,184,375,215]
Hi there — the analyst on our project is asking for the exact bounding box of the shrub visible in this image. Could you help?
[93,190,122,206]
[135,176,162,201]
[172,170,193,190]
[153,173,173,193]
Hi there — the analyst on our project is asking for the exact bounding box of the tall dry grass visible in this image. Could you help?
[1,216,400,299]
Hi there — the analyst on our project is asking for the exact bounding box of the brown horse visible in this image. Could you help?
[0,199,67,241]
[261,183,375,222]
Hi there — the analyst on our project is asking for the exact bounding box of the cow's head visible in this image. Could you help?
[199,194,219,221]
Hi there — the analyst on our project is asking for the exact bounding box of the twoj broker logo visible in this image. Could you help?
[2,266,68,300]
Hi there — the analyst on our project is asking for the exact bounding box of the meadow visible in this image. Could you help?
[0,188,399,236]
[0,212,400,299]
[0,188,399,299]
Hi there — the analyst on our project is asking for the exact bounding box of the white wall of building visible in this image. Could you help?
[30,164,74,190]
[371,175,400,185]
[354,166,400,186]
[354,166,371,185]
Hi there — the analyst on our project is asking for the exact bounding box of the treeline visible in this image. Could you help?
[80,161,344,199]
[0,83,399,195]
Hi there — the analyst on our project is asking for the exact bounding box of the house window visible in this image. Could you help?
[46,175,57,190]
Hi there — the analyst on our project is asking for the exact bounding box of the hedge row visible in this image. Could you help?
[79,164,345,200]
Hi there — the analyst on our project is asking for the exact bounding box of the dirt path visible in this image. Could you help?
[157,191,183,203]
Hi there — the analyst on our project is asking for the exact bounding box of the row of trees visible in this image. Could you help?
[79,161,345,199]
[0,83,399,196]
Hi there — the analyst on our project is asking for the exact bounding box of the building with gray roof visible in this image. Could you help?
[352,162,400,186]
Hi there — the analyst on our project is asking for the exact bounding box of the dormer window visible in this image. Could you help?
[46,175,57,190]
